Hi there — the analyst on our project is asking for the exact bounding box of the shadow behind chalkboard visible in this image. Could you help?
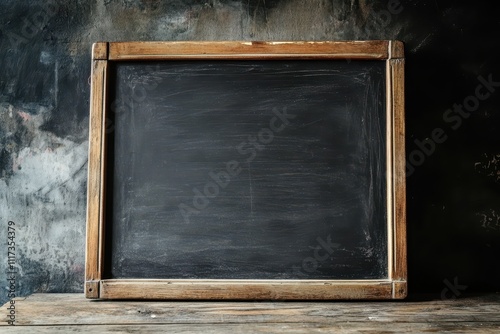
[104,60,387,280]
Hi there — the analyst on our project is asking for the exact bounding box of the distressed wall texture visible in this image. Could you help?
[1,0,499,304]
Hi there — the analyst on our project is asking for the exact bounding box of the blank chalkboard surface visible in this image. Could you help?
[86,41,407,300]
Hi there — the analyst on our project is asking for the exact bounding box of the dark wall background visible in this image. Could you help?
[1,0,499,304]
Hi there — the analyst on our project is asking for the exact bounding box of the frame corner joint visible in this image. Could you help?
[85,280,101,299]
[93,42,109,60]
[392,279,407,299]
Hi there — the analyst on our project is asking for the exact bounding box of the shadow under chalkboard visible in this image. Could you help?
[104,60,388,280]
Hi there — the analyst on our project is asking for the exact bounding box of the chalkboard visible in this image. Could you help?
[86,41,407,300]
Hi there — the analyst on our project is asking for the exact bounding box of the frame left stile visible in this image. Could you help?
[85,42,108,299]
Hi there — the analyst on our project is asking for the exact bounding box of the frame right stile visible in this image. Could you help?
[387,41,407,298]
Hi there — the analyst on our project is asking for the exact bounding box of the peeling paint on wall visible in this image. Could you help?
[0,103,87,300]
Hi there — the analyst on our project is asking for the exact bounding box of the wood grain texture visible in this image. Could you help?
[99,280,393,300]
[85,59,107,297]
[385,57,395,284]
[92,42,108,60]
[108,41,394,60]
[389,41,404,59]
[392,281,407,299]
[3,323,500,333]
[390,58,407,284]
[2,293,500,333]
[85,281,99,299]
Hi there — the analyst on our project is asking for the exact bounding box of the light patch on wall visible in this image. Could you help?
[39,51,54,65]
[151,11,195,40]
[0,104,87,299]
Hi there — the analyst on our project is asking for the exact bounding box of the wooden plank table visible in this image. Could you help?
[1,293,499,333]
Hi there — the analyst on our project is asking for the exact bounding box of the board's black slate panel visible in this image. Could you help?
[106,60,387,279]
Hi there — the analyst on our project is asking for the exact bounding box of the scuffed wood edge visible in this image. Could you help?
[98,64,109,299]
[99,280,393,300]
[85,281,100,298]
[390,58,407,285]
[85,59,107,299]
[385,57,394,282]
[389,40,404,59]
[93,42,108,60]
[108,41,392,60]
[392,280,407,299]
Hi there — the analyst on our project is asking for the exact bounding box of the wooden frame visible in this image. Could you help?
[85,41,406,300]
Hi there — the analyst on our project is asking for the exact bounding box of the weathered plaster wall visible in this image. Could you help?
[1,0,499,304]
